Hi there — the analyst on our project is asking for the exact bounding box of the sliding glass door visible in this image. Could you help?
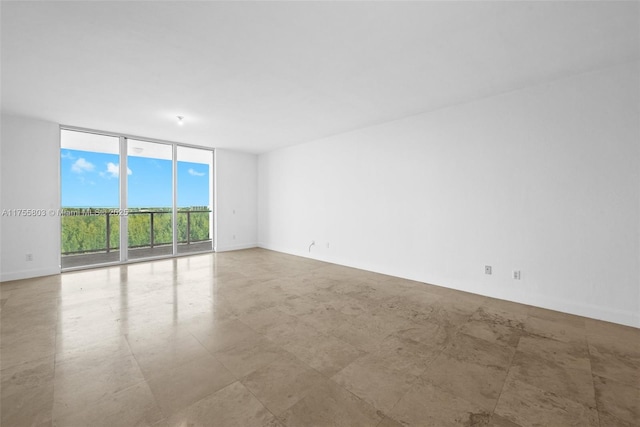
[127,139,174,260]
[60,128,213,269]
[177,146,213,254]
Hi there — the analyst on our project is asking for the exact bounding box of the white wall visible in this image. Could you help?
[258,62,640,327]
[215,149,258,251]
[1,114,61,281]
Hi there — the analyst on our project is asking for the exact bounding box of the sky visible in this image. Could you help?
[61,149,210,208]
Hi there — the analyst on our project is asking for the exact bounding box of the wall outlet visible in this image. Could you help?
[485,265,492,275]
[232,234,236,240]
[513,270,521,280]
[326,242,330,248]
[26,253,33,262]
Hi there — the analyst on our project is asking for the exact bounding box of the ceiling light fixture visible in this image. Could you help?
[177,116,184,126]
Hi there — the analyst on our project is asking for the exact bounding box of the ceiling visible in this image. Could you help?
[2,1,638,154]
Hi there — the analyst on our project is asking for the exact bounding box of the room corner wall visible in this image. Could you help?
[1,113,61,281]
[258,61,640,328]
[214,149,258,252]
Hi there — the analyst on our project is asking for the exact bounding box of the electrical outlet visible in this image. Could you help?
[485,265,492,275]
[233,234,236,240]
[26,253,33,262]
[326,242,330,248]
[513,270,521,280]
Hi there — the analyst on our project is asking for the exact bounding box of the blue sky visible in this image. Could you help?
[61,149,209,208]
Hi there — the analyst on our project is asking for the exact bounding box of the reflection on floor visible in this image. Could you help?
[1,248,638,426]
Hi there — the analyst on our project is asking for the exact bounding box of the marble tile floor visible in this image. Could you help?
[1,248,638,426]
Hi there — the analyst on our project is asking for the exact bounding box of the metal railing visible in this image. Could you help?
[61,209,212,255]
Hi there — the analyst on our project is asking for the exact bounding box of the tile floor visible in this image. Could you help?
[1,248,638,426]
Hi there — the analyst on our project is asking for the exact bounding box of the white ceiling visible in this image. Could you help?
[2,1,638,154]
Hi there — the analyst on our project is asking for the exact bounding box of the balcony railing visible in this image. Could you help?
[61,209,212,256]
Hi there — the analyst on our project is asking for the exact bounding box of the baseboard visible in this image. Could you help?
[1,266,61,283]
[489,292,640,329]
[216,243,258,252]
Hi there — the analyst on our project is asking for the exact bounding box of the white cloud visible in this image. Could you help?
[61,151,75,160]
[103,162,132,179]
[106,163,119,178]
[71,158,95,173]
[188,168,205,177]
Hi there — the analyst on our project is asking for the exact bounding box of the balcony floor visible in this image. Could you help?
[61,241,213,269]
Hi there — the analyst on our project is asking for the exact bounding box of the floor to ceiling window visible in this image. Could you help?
[60,128,214,269]
[60,130,121,268]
